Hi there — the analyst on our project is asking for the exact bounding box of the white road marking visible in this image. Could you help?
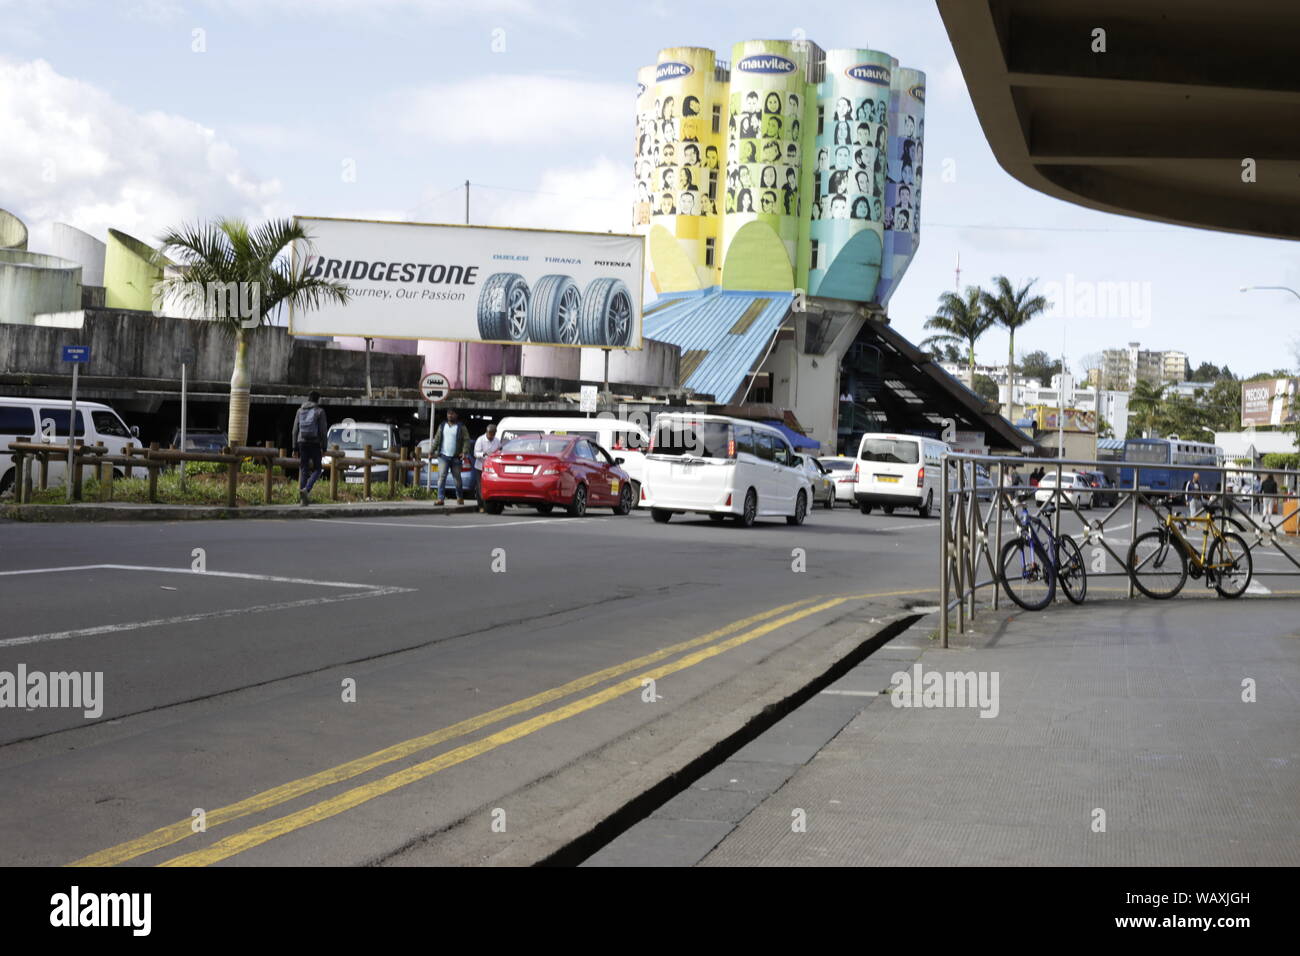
[0,586,412,648]
[1245,580,1272,595]
[821,689,878,697]
[0,564,386,590]
[875,523,935,532]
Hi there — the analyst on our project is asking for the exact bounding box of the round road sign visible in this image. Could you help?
[420,372,451,403]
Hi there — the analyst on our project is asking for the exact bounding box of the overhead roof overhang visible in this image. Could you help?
[936,0,1300,240]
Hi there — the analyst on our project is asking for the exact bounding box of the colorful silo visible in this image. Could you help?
[805,49,893,302]
[50,223,106,287]
[104,228,167,312]
[876,66,925,308]
[0,209,28,251]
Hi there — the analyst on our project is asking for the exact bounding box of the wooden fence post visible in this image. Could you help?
[263,440,275,505]
[329,444,340,501]
[225,448,239,508]
[363,444,373,499]
[147,442,160,502]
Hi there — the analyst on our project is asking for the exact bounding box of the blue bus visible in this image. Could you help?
[1118,437,1222,495]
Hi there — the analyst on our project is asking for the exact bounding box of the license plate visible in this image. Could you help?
[876,474,900,483]
[345,476,364,484]
[504,465,533,474]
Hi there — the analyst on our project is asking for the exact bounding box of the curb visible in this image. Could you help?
[1,502,481,522]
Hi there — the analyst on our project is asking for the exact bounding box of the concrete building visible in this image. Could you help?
[999,377,1131,439]
[1100,342,1190,390]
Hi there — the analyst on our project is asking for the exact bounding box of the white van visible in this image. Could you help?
[853,432,949,517]
[0,397,139,496]
[495,415,650,492]
[640,413,814,527]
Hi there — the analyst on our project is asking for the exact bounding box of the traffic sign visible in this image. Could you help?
[420,372,450,403]
[179,347,197,365]
[579,385,598,413]
[61,345,90,363]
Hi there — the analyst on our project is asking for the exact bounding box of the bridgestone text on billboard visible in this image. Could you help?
[290,217,645,349]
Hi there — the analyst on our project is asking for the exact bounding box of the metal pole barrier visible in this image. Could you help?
[994,460,1005,610]
[940,455,949,649]
[956,459,967,635]
[968,460,978,623]
[1128,465,1140,598]
[66,363,79,502]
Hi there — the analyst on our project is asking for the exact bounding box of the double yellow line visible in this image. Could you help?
[74,590,928,867]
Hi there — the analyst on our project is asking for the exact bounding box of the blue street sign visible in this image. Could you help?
[61,345,90,363]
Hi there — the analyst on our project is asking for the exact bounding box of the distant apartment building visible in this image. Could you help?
[1099,342,1189,389]
[998,375,1131,439]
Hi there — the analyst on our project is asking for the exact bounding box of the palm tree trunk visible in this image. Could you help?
[1006,331,1015,417]
[228,327,250,448]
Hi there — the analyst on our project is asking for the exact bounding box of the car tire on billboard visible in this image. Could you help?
[476,272,531,342]
[526,274,582,345]
[579,277,634,347]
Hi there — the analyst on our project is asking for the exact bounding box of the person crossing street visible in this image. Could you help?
[432,409,471,506]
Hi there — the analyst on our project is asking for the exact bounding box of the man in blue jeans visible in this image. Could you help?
[431,409,471,505]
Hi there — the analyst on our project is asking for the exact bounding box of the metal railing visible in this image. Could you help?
[5,439,458,507]
[939,451,1300,646]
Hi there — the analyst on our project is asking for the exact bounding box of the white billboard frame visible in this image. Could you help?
[288,216,646,350]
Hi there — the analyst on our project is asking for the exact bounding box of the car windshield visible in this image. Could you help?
[500,437,572,455]
[327,427,391,451]
[91,411,131,438]
[500,428,598,442]
[859,439,919,464]
[652,420,731,458]
[820,459,853,471]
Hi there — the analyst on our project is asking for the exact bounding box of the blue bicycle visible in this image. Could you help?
[998,503,1088,610]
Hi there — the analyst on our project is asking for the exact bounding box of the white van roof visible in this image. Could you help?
[497,416,646,432]
[0,397,117,411]
[653,412,784,435]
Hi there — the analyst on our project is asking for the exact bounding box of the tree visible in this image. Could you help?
[1096,415,1115,439]
[1018,349,1063,387]
[981,276,1049,412]
[1191,361,1222,382]
[922,286,992,379]
[972,374,999,403]
[156,219,350,447]
[1129,380,1168,438]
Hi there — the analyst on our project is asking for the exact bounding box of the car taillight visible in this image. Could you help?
[541,462,567,475]
[917,466,925,488]
[725,492,732,506]
[640,484,647,500]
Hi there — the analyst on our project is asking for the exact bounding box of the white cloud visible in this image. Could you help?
[0,57,284,251]
[391,74,630,146]
[468,157,632,235]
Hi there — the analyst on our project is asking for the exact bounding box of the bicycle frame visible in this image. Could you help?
[1156,510,1237,573]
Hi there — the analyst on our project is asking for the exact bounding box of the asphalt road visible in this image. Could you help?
[0,502,943,866]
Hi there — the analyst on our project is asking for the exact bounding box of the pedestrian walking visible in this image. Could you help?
[292,390,328,506]
[470,423,501,504]
[1260,472,1278,519]
[1251,474,1263,515]
[1184,471,1204,517]
[432,409,471,505]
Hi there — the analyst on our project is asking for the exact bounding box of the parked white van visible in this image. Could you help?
[0,397,139,496]
[641,413,814,527]
[495,415,650,492]
[853,432,949,517]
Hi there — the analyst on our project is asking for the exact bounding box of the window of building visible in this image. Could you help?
[810,239,820,270]
[816,105,824,135]
[708,170,718,200]
[705,237,715,267]
[711,104,721,134]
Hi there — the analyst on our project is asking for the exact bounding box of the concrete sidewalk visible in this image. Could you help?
[591,597,1300,866]
[2,499,481,521]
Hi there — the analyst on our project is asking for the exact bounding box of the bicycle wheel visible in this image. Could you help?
[1128,529,1187,599]
[1208,532,1252,599]
[1056,535,1088,605]
[999,536,1056,611]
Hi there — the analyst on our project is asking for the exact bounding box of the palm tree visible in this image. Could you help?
[1129,380,1168,438]
[922,286,992,381]
[981,276,1049,414]
[155,219,349,447]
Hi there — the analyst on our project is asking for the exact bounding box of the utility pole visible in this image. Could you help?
[954,251,961,290]
[364,337,373,398]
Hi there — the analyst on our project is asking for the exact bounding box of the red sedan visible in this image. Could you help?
[480,433,635,516]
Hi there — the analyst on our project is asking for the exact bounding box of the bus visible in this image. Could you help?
[1118,437,1223,496]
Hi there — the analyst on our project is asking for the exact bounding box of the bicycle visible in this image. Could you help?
[1127,500,1253,599]
[998,501,1088,610]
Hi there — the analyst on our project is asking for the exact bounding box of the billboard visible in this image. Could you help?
[290,217,644,348]
[1241,377,1299,426]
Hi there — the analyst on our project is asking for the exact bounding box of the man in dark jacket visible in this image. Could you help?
[292,391,328,505]
[431,409,471,505]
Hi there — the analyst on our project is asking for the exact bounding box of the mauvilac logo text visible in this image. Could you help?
[910,84,926,102]
[737,54,796,74]
[846,64,891,85]
[655,61,693,82]
[890,663,999,718]
[0,665,103,718]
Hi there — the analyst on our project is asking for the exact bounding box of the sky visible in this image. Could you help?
[2,0,1298,378]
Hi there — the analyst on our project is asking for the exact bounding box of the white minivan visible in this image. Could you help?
[0,397,139,496]
[853,432,949,517]
[640,413,814,527]
[495,415,651,493]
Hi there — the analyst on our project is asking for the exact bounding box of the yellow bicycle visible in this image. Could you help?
[1127,505,1253,599]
